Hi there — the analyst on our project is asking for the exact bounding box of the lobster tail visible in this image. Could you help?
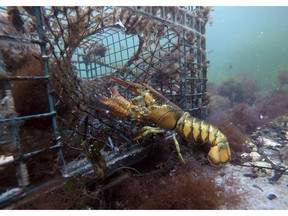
[176,112,231,165]
[208,142,231,165]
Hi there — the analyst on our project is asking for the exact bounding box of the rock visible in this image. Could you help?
[257,136,282,149]
[242,161,273,177]
[240,151,262,162]
[242,162,253,173]
[241,152,250,159]
[267,193,277,200]
[249,152,262,162]
[279,145,288,166]
[243,173,258,178]
[219,172,226,177]
[262,147,279,158]
[253,162,273,177]
[247,142,258,152]
[252,184,263,192]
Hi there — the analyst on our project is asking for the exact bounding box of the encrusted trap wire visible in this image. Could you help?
[0,6,212,208]
[0,7,67,207]
[41,5,211,155]
[42,6,210,112]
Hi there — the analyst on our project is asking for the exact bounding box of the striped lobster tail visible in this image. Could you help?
[176,112,231,165]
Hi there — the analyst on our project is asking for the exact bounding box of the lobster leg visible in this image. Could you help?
[172,133,186,164]
[132,126,186,164]
[82,140,107,180]
[132,126,165,141]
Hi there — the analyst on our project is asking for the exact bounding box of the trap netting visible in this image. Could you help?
[40,5,212,173]
[43,6,210,131]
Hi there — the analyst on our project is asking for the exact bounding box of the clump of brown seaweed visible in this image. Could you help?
[217,72,258,106]
[111,159,241,209]
[277,69,288,89]
[207,71,288,164]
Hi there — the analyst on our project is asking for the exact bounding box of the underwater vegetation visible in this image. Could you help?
[217,72,258,106]
[14,158,243,210]
[210,70,288,122]
[111,146,242,209]
[111,160,241,210]
[14,175,92,209]
[0,8,51,130]
[207,71,288,164]
[278,70,288,89]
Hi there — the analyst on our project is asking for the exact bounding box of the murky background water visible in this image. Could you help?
[206,6,288,94]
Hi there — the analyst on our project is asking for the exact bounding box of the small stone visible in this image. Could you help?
[243,173,258,178]
[254,161,273,177]
[267,193,277,200]
[242,162,253,172]
[243,173,252,177]
[262,147,279,158]
[242,161,273,177]
[249,152,261,162]
[219,172,225,177]
[252,184,263,192]
[262,128,270,134]
[251,132,261,140]
[259,136,282,149]
[241,153,249,159]
[279,146,288,166]
[247,142,258,152]
[279,121,287,128]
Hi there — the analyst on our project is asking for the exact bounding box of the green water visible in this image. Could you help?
[206,6,288,93]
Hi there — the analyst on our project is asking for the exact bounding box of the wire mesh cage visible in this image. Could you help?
[44,6,210,114]
[0,6,212,208]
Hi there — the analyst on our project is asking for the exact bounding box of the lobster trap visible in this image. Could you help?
[0,6,211,208]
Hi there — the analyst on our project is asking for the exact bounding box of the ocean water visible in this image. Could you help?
[206,6,288,93]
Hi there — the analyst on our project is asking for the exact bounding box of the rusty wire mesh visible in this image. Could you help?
[40,6,212,156]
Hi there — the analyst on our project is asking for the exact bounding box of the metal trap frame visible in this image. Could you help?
[0,7,68,207]
[0,6,211,208]
[72,6,209,114]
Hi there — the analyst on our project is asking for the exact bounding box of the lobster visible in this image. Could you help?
[94,75,231,166]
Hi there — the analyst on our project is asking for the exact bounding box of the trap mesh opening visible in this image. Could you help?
[72,28,140,79]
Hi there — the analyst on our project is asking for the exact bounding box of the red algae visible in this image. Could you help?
[112,160,241,209]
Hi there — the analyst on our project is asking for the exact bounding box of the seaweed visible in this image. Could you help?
[218,73,258,106]
[277,69,288,89]
[254,89,288,120]
[227,103,263,134]
[111,160,242,209]
[15,175,90,209]
[207,82,288,164]
[207,94,230,118]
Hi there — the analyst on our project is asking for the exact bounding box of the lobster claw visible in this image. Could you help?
[95,87,133,118]
[107,75,144,93]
